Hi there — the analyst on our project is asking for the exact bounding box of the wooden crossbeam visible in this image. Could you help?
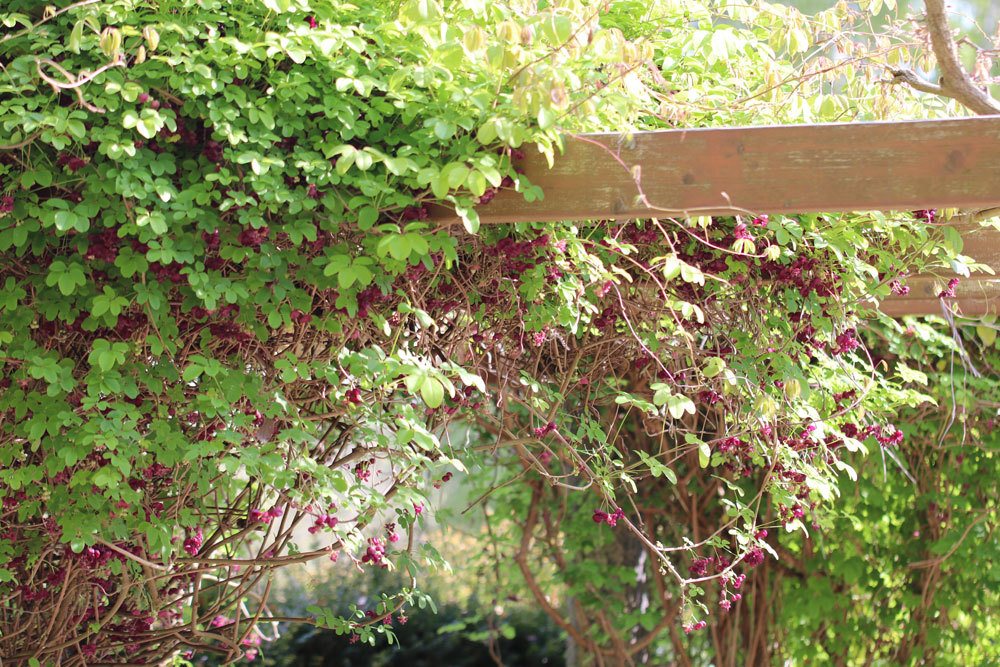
[433,117,1000,316]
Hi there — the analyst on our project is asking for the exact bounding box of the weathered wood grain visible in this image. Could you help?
[879,220,998,316]
[881,276,999,316]
[431,118,1000,316]
[441,117,1000,221]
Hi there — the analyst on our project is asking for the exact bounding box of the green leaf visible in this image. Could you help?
[637,451,677,484]
[703,357,725,378]
[441,162,470,189]
[467,170,487,197]
[651,383,671,406]
[542,14,573,44]
[54,210,87,232]
[977,325,997,347]
[182,363,203,382]
[477,121,498,145]
[379,234,413,261]
[942,225,964,255]
[263,0,294,11]
[897,364,928,386]
[456,205,480,234]
[666,393,696,420]
[679,261,704,285]
[358,206,379,230]
[420,377,445,408]
[323,254,351,278]
[49,262,87,296]
[433,119,455,140]
[93,466,120,487]
[88,339,129,372]
[537,106,556,130]
[697,441,711,468]
[661,254,680,280]
[355,150,374,171]
[137,118,158,139]
[136,209,168,235]
[404,372,426,395]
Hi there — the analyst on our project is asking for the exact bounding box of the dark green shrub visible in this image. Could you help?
[258,603,565,667]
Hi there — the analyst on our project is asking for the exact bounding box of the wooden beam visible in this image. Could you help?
[884,221,999,316]
[431,117,1000,317]
[881,276,999,316]
[441,117,1000,222]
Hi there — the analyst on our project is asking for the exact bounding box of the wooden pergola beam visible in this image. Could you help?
[433,117,1000,316]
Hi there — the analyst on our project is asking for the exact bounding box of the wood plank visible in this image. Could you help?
[882,221,999,316]
[881,277,999,316]
[431,118,1000,316]
[437,117,1000,222]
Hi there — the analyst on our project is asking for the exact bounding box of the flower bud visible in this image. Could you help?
[755,394,778,419]
[463,26,485,52]
[519,25,535,46]
[100,27,122,57]
[143,26,160,52]
[784,378,801,401]
[498,21,520,44]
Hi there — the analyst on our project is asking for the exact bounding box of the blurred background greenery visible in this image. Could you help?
[787,0,999,29]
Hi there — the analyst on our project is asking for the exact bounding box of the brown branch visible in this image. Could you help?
[966,206,1000,223]
[908,512,989,569]
[37,56,126,91]
[0,131,42,151]
[889,68,946,97]
[915,0,1000,115]
[514,485,598,653]
[94,538,170,571]
[34,58,109,113]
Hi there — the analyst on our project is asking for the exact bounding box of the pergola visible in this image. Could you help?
[434,117,1000,317]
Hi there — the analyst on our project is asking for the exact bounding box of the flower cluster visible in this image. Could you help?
[308,513,339,534]
[361,537,387,567]
[939,277,960,299]
[249,506,284,524]
[593,507,625,527]
[182,528,203,556]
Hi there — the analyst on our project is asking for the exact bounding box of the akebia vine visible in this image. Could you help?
[0,0,987,664]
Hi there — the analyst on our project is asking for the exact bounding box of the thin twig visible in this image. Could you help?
[0,0,101,44]
[902,0,1000,114]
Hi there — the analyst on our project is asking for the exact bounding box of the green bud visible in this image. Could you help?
[143,26,160,51]
[784,378,802,401]
[463,26,485,52]
[498,21,520,44]
[99,27,122,57]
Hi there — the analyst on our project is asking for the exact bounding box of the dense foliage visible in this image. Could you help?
[468,316,998,666]
[0,0,996,665]
[772,321,999,665]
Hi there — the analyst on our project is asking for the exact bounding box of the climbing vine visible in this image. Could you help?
[0,0,993,664]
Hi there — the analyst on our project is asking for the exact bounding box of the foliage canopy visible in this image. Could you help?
[0,0,996,664]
